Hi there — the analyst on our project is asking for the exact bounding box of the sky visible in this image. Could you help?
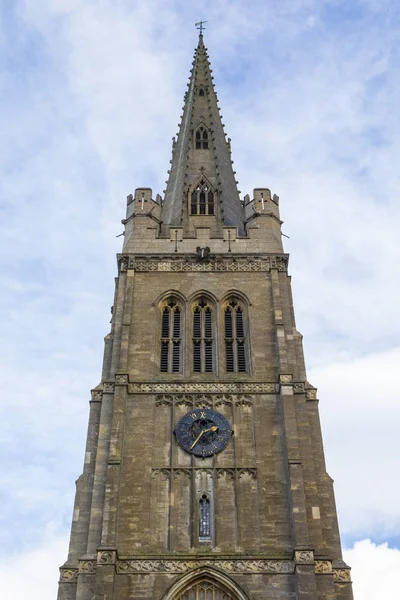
[0,0,399,598]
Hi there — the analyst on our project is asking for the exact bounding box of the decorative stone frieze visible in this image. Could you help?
[103,382,115,393]
[306,389,318,400]
[126,255,288,273]
[294,550,314,564]
[279,374,293,384]
[154,393,254,407]
[130,382,277,394]
[116,558,294,574]
[91,390,103,402]
[119,255,129,272]
[315,560,332,574]
[59,568,78,582]
[115,374,128,385]
[97,550,117,565]
[79,560,97,574]
[152,468,257,480]
[333,568,352,582]
[293,382,305,393]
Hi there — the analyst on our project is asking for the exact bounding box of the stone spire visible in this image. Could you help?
[161,34,244,234]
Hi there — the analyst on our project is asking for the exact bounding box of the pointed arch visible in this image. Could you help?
[190,293,217,374]
[194,123,209,149]
[189,176,215,216]
[158,294,185,373]
[221,293,250,374]
[162,566,249,600]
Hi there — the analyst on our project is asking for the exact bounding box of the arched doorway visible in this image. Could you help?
[163,567,249,600]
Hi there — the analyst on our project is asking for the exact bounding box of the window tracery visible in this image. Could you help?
[195,125,209,149]
[174,579,236,600]
[191,180,215,215]
[193,298,214,373]
[199,494,211,540]
[160,299,182,373]
[224,300,247,373]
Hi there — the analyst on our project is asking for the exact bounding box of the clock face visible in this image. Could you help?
[174,408,232,457]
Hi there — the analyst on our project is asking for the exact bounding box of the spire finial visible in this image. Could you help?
[195,20,208,35]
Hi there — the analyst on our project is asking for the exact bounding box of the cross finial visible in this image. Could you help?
[195,20,208,35]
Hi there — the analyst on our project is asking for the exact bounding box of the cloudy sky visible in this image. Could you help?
[1,1,399,598]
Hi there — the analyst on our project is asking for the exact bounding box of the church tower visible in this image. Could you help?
[57,32,354,600]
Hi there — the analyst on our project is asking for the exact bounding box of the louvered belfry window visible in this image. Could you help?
[224,300,247,373]
[193,299,214,373]
[191,179,215,215]
[160,300,181,373]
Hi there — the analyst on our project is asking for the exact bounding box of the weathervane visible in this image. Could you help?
[195,20,208,35]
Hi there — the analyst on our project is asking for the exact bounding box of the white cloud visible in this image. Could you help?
[310,347,400,540]
[0,0,399,593]
[1,536,398,600]
[344,539,400,600]
[0,534,68,600]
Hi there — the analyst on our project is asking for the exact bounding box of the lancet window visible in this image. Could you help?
[199,494,211,540]
[193,299,214,373]
[224,300,247,373]
[195,125,209,149]
[160,299,182,373]
[191,179,215,215]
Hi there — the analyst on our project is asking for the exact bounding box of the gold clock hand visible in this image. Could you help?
[190,425,219,449]
[190,429,205,449]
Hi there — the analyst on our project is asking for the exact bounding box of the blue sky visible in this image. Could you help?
[1,1,399,598]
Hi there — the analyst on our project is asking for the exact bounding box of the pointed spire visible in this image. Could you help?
[161,33,244,234]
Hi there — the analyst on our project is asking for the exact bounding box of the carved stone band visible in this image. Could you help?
[116,558,294,574]
[315,560,332,574]
[295,550,314,564]
[333,568,352,582]
[152,468,257,480]
[129,382,278,394]
[155,393,253,407]
[97,550,117,565]
[59,568,78,583]
[79,560,97,574]
[120,255,288,273]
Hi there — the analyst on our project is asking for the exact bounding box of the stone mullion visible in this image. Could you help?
[66,394,102,564]
[86,387,115,555]
[271,269,317,598]
[110,270,127,375]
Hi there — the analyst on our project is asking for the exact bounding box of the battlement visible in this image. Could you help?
[122,188,284,254]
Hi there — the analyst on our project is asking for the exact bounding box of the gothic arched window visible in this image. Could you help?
[199,494,211,540]
[191,179,215,215]
[199,86,205,96]
[160,299,182,373]
[224,300,247,373]
[195,125,209,149]
[173,579,237,600]
[193,298,214,373]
